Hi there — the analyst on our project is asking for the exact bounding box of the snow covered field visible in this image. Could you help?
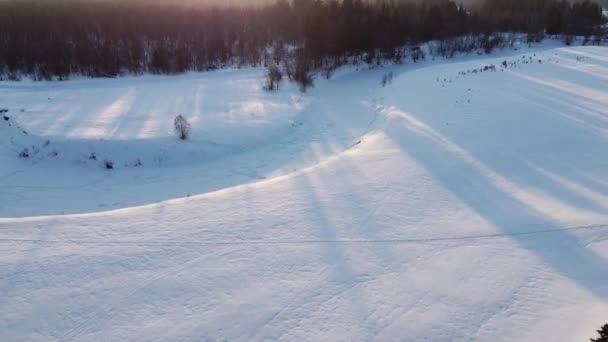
[1,44,608,341]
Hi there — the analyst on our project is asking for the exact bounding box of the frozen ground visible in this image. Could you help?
[1,44,608,341]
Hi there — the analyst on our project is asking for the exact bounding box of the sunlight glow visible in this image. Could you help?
[75,89,136,139]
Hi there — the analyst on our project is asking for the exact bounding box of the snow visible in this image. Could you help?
[1,44,608,341]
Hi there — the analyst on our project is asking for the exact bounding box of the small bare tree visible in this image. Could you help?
[411,46,425,62]
[264,64,283,91]
[174,115,191,140]
[381,72,394,87]
[293,58,314,92]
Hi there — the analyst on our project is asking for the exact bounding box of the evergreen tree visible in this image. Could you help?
[591,324,608,342]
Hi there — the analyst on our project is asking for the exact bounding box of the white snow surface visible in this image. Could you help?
[1,44,608,341]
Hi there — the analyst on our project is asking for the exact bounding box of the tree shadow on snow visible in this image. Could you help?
[383,105,608,298]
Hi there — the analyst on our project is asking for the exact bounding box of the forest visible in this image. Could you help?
[0,0,605,81]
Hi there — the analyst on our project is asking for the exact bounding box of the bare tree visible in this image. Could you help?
[1,0,604,81]
[264,64,283,91]
[381,72,394,87]
[174,115,192,140]
[290,53,314,93]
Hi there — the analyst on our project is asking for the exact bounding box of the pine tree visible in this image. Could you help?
[591,324,608,342]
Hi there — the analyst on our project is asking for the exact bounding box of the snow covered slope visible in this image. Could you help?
[1,45,608,341]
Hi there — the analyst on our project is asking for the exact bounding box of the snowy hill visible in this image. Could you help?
[1,45,608,341]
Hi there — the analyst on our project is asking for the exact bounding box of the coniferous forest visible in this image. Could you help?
[0,0,605,81]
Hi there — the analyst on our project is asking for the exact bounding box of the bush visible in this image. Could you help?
[411,47,425,63]
[321,59,340,79]
[18,148,29,158]
[104,159,113,170]
[174,115,191,140]
[381,72,394,87]
[294,65,313,93]
[285,51,314,93]
[591,324,608,342]
[480,34,506,54]
[431,37,475,58]
[264,64,283,91]
[526,32,545,44]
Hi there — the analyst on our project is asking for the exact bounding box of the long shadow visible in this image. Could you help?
[435,65,608,217]
[561,47,608,67]
[290,173,380,340]
[384,114,608,298]
[332,155,403,269]
[461,99,608,214]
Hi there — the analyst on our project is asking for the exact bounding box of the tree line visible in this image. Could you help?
[0,0,605,81]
